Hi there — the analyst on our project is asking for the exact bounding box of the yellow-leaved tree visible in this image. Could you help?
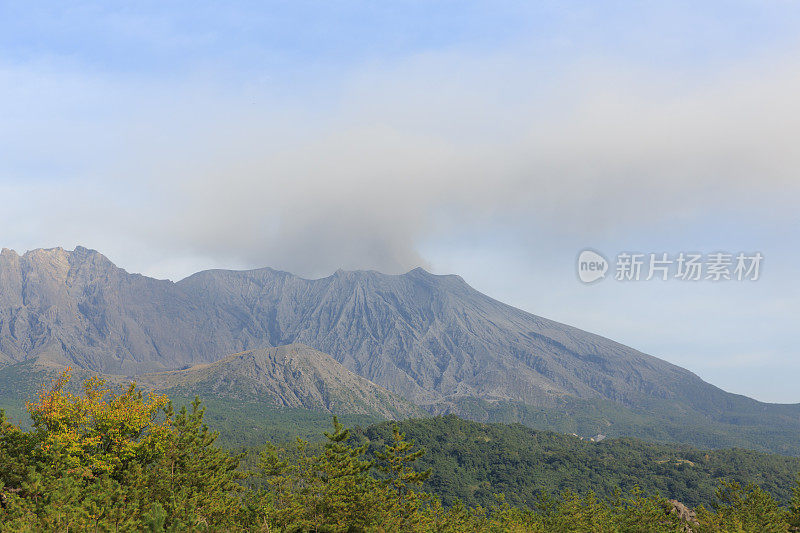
[27,370,170,481]
[1,369,243,531]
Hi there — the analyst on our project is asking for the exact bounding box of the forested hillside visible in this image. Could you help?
[355,416,800,509]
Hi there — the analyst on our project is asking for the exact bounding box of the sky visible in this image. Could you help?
[1,1,799,402]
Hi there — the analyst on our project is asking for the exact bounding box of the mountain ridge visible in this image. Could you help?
[0,246,798,454]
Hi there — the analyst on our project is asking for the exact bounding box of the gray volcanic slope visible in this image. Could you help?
[132,344,423,419]
[1,246,798,430]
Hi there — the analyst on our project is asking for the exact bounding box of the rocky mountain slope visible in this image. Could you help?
[0,246,698,405]
[132,344,422,419]
[1,246,798,453]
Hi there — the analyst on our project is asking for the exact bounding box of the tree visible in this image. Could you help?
[695,480,789,533]
[374,425,432,530]
[0,370,244,531]
[255,416,385,531]
[142,397,245,530]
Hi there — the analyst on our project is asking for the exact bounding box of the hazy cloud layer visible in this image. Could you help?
[2,49,800,278]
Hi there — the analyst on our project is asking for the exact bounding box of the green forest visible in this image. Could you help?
[2,372,800,532]
[354,416,800,509]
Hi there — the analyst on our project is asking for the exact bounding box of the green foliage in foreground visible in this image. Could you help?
[2,372,800,532]
[355,416,800,509]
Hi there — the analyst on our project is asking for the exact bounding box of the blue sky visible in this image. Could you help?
[1,1,799,401]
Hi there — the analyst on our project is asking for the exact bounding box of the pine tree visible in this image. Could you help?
[374,425,432,530]
[696,480,790,533]
[143,397,245,530]
[312,416,381,530]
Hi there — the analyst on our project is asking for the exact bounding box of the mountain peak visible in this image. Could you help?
[69,246,116,269]
[72,245,101,256]
[403,265,468,286]
[13,245,111,265]
[22,246,66,258]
